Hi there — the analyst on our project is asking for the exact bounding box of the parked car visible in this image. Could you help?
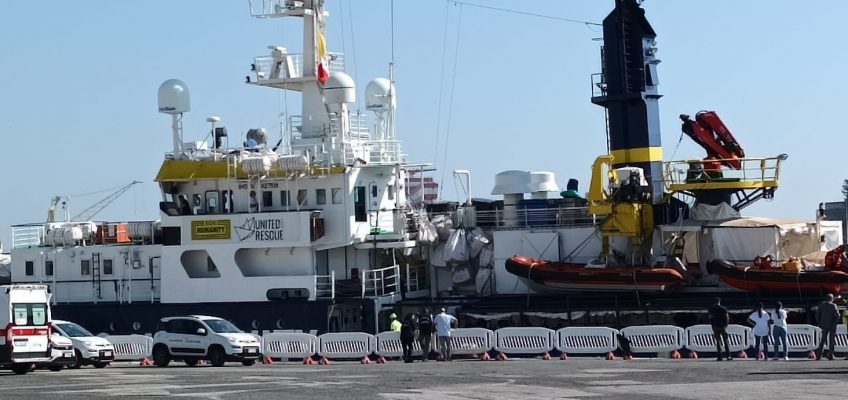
[152,316,261,367]
[35,334,76,372]
[51,320,114,368]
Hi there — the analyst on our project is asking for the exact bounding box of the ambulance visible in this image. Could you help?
[0,285,52,374]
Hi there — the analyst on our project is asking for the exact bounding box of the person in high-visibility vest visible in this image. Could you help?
[389,313,401,332]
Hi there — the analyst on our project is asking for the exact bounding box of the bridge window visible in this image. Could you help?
[103,259,113,275]
[297,189,307,206]
[45,261,53,276]
[280,190,290,207]
[332,188,342,204]
[316,189,326,205]
[81,259,90,276]
[354,186,367,222]
[262,191,273,207]
[25,261,33,276]
[205,191,219,214]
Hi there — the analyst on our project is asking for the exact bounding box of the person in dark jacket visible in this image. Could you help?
[417,310,434,361]
[400,313,417,363]
[709,297,732,361]
[816,294,841,360]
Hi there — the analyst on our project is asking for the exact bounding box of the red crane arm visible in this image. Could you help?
[679,111,745,169]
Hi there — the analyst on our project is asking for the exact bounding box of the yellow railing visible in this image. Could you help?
[661,155,787,193]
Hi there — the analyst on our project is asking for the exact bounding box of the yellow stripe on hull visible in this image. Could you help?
[155,159,346,182]
[610,146,663,164]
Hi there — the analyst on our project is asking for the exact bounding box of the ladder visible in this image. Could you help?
[92,252,102,302]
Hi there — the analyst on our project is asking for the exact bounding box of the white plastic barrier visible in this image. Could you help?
[263,332,319,359]
[685,324,751,353]
[494,327,556,355]
[556,327,619,355]
[318,332,376,359]
[375,331,423,358]
[835,324,848,353]
[107,335,153,361]
[621,325,685,353]
[783,324,820,352]
[447,328,494,356]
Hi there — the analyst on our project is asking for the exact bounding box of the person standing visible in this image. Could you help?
[400,313,417,363]
[816,294,841,360]
[748,302,772,360]
[709,297,732,361]
[434,308,458,361]
[417,309,434,361]
[388,313,401,332]
[771,302,789,360]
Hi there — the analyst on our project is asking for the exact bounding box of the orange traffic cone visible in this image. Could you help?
[808,351,817,360]
[318,357,331,365]
[605,352,616,361]
[262,356,274,365]
[542,352,551,361]
[303,356,315,365]
[140,358,153,366]
[560,353,568,360]
[688,351,698,359]
[376,356,388,364]
[479,352,491,361]
[361,356,372,364]
[757,352,765,361]
[738,351,748,359]
[671,350,681,359]
[496,352,509,361]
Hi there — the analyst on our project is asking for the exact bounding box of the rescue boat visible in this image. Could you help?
[505,255,685,293]
[707,259,848,294]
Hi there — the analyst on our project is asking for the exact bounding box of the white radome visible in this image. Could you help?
[158,79,191,114]
[324,72,356,104]
[365,78,396,112]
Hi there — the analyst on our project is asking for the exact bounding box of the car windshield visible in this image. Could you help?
[57,322,94,337]
[202,319,242,334]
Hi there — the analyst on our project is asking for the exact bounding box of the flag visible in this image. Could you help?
[317,63,329,84]
[317,33,327,59]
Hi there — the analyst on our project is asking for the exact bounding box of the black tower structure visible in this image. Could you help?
[591,0,663,202]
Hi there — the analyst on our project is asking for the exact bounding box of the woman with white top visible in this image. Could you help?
[748,302,772,360]
[771,302,789,360]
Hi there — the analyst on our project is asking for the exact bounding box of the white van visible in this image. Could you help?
[0,285,52,374]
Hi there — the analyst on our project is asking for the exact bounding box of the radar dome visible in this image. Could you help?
[365,78,396,112]
[158,79,190,114]
[324,72,356,104]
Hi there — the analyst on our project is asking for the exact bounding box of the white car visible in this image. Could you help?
[51,320,115,369]
[35,334,76,372]
[152,315,261,367]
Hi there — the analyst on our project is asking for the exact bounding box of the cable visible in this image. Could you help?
[346,0,361,106]
[432,1,451,171]
[449,0,601,27]
[438,3,463,197]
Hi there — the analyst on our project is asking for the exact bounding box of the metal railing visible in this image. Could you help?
[252,52,345,82]
[11,224,44,249]
[662,156,785,192]
[405,263,428,293]
[473,206,595,230]
[315,271,335,300]
[361,265,400,298]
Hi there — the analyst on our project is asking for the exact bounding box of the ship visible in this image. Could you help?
[8,0,432,335]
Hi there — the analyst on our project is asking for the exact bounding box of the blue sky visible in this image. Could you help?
[0,0,845,247]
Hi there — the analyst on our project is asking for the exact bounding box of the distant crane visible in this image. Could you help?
[46,181,143,223]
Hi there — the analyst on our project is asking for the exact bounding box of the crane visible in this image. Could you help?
[71,181,143,222]
[46,181,143,223]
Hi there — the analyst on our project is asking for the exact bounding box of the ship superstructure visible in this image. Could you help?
[9,0,430,334]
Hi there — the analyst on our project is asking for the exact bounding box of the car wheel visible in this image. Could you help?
[48,366,64,372]
[241,360,256,367]
[69,349,83,369]
[11,363,32,375]
[185,359,199,367]
[208,346,226,367]
[93,362,109,369]
[152,345,171,367]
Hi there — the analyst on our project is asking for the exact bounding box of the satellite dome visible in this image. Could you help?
[365,78,396,112]
[158,79,190,114]
[529,171,560,192]
[491,170,533,195]
[324,72,356,104]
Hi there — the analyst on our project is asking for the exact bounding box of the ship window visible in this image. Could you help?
[103,259,113,275]
[25,261,34,276]
[81,259,90,276]
[45,261,54,276]
[192,194,203,214]
[316,189,326,205]
[180,250,221,278]
[297,189,307,206]
[332,188,342,204]
[354,186,367,222]
[371,184,378,198]
[388,185,395,200]
[205,191,219,214]
[221,190,234,214]
[207,256,218,273]
[262,191,273,207]
[280,190,290,207]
